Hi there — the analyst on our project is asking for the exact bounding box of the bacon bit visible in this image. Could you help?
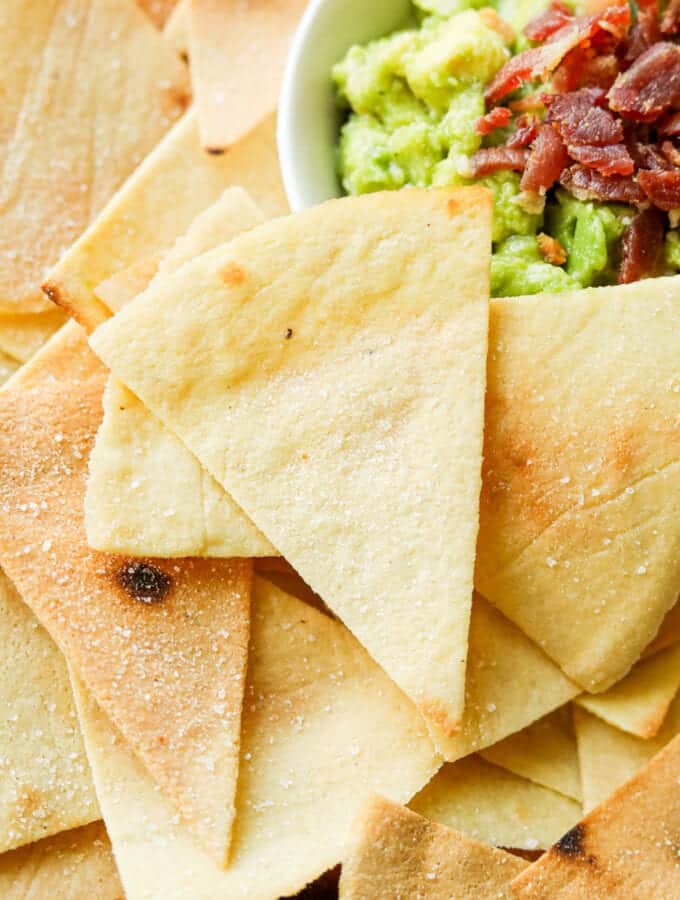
[549,90,623,146]
[661,0,680,35]
[561,164,646,203]
[537,232,568,264]
[471,147,529,176]
[638,169,680,209]
[567,142,634,175]
[475,107,512,136]
[509,92,551,113]
[661,140,680,167]
[659,111,680,137]
[554,48,620,91]
[627,135,674,170]
[608,42,680,122]
[521,124,570,193]
[524,2,574,42]
[619,208,666,282]
[506,115,539,148]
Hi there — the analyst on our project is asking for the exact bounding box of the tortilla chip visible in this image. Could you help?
[512,733,680,897]
[0,323,252,866]
[189,0,308,152]
[574,695,680,811]
[164,0,190,58]
[410,755,581,851]
[0,352,19,388]
[136,0,179,27]
[91,187,492,735]
[339,795,528,899]
[575,642,680,738]
[71,577,440,899]
[0,309,67,364]
[0,821,123,900]
[85,188,275,558]
[477,279,680,693]
[1,0,188,317]
[435,596,579,761]
[480,707,581,802]
[94,257,162,314]
[644,598,680,657]
[44,108,288,331]
[0,569,98,852]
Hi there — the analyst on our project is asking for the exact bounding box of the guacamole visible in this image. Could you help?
[333,0,671,295]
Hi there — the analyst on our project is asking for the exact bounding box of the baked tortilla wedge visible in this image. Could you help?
[136,0,179,27]
[0,309,67,364]
[70,577,439,899]
[44,108,288,331]
[86,188,275,558]
[478,278,680,692]
[644,598,680,657]
[339,795,528,900]
[0,324,252,867]
[0,0,189,317]
[512,732,680,897]
[91,187,492,737]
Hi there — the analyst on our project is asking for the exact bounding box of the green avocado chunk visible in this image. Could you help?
[492,235,579,296]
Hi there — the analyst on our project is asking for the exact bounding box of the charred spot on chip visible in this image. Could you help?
[206,147,226,156]
[220,262,246,287]
[118,561,172,604]
[285,328,293,340]
[446,198,460,217]
[554,824,586,857]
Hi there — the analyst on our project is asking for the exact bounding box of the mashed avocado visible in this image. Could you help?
[333,0,642,296]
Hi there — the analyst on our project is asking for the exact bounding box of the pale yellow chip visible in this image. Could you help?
[94,257,162,314]
[91,187,492,736]
[164,0,190,58]
[435,596,579,761]
[0,351,19,387]
[0,0,188,317]
[0,324,252,867]
[189,0,308,152]
[136,0,180,27]
[477,279,680,693]
[512,733,680,897]
[0,821,123,900]
[44,108,288,331]
[410,755,581,851]
[480,707,581,802]
[340,795,528,900]
[85,188,275,558]
[0,309,67,364]
[0,569,99,853]
[574,694,680,812]
[643,598,680,657]
[71,577,440,899]
[575,642,680,738]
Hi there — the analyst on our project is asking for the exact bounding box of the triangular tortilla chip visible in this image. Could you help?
[643,598,680,657]
[574,695,680,812]
[0,821,123,900]
[189,0,308,152]
[85,188,275,558]
[71,577,440,899]
[477,279,680,692]
[575,642,680,738]
[94,257,162,314]
[410,755,581,851]
[437,597,579,761]
[512,733,680,897]
[90,187,492,736]
[480,707,581,801]
[0,569,98,852]
[340,795,528,899]
[0,0,188,317]
[0,309,67,364]
[44,109,288,331]
[164,0,190,58]
[136,0,179,27]
[0,323,252,866]
[0,351,19,388]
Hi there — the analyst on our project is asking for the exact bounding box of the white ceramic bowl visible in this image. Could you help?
[278,0,412,211]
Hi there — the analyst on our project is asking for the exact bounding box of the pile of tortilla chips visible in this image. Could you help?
[0,1,678,897]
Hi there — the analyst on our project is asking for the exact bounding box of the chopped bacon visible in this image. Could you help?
[560,164,646,203]
[628,140,674,170]
[485,5,631,103]
[659,111,680,137]
[521,125,570,193]
[548,89,622,146]
[509,92,551,112]
[619,208,666,282]
[567,142,635,175]
[638,169,680,209]
[506,115,539,148]
[537,233,568,264]
[608,42,680,122]
[553,47,620,92]
[661,140,680,167]
[524,2,574,42]
[471,147,529,176]
[661,0,680,35]
[475,107,512,136]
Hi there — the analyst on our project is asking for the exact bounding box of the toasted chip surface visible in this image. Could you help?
[0,569,98,853]
[411,755,581,851]
[0,821,123,900]
[45,109,288,331]
[512,733,680,896]
[645,599,680,657]
[0,0,188,317]
[71,577,440,900]
[0,324,252,866]
[478,279,680,692]
[136,0,179,27]
[91,187,492,736]
[0,310,67,364]
[340,795,527,899]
